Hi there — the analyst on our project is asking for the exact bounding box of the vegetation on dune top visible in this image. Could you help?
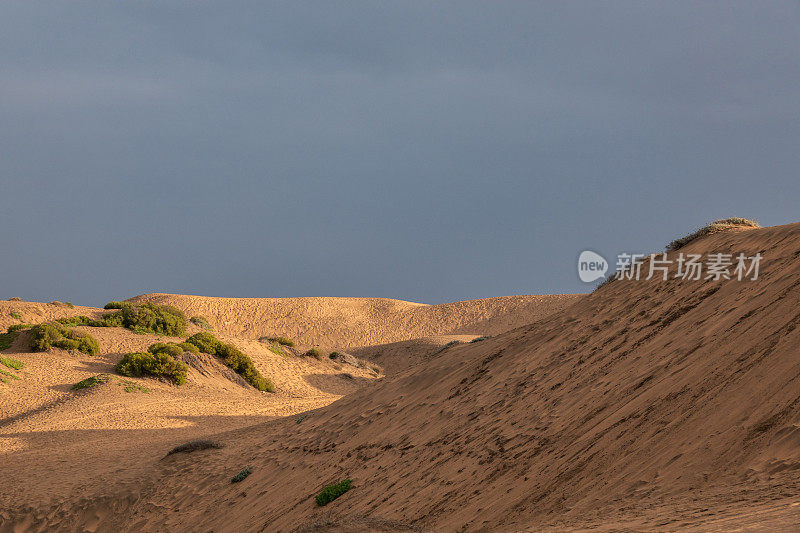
[166,439,223,456]
[29,323,100,356]
[666,217,760,252]
[185,332,275,392]
[101,302,187,336]
[316,479,352,506]
[303,347,325,361]
[0,355,24,370]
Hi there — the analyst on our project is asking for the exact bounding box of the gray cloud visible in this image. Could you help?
[1,1,798,305]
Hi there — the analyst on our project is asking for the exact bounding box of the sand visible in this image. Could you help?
[5,222,800,531]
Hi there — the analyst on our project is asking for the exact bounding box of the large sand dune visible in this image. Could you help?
[5,222,800,531]
[126,293,580,349]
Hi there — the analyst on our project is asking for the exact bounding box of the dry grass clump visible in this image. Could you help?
[166,439,224,456]
[666,218,760,251]
[266,336,295,347]
[304,347,326,361]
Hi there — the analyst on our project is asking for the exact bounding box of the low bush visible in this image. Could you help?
[304,348,325,361]
[316,479,351,506]
[470,336,490,343]
[267,336,294,347]
[185,332,222,354]
[65,302,74,308]
[189,316,211,329]
[72,374,110,390]
[103,301,128,310]
[8,297,22,302]
[49,301,63,306]
[29,323,100,355]
[166,439,223,456]
[185,332,274,392]
[10,311,22,320]
[436,340,461,354]
[57,315,103,327]
[666,218,760,252]
[7,324,32,333]
[116,351,188,385]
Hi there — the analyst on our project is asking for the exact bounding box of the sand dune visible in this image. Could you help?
[6,222,800,531]
[126,293,580,349]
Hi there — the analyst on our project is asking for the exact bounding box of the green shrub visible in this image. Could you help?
[304,348,325,361]
[116,351,188,385]
[7,324,31,334]
[49,301,63,306]
[267,343,286,357]
[147,342,185,358]
[184,332,222,354]
[267,336,294,347]
[470,336,490,343]
[436,340,461,354]
[10,311,22,320]
[73,374,111,390]
[185,332,274,392]
[57,315,104,327]
[29,323,100,356]
[329,351,340,359]
[316,479,352,506]
[0,355,24,370]
[65,302,74,308]
[189,316,211,330]
[103,301,128,310]
[231,466,252,483]
[666,218,760,251]
[99,303,187,336]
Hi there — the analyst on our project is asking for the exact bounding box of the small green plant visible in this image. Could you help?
[185,332,275,392]
[65,302,75,308]
[103,301,127,310]
[10,311,22,320]
[0,356,24,370]
[470,336,490,343]
[666,218,760,251]
[0,368,20,380]
[29,323,100,355]
[189,316,212,330]
[121,380,149,393]
[72,374,111,390]
[267,336,294,347]
[116,351,189,385]
[167,439,223,456]
[49,301,63,306]
[329,351,340,359]
[267,343,287,357]
[304,348,325,361]
[231,466,252,483]
[315,479,352,506]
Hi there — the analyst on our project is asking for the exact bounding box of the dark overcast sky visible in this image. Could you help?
[1,2,798,306]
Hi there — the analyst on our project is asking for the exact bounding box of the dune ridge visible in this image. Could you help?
[126,293,581,348]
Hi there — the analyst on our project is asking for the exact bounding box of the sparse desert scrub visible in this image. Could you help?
[315,479,352,506]
[166,439,223,456]
[470,336,490,343]
[231,466,252,483]
[666,218,760,251]
[185,332,275,392]
[72,374,111,390]
[116,351,189,385]
[29,323,100,355]
[0,355,24,370]
[304,348,325,360]
[267,336,294,347]
[189,315,211,329]
[436,340,461,353]
[10,311,22,320]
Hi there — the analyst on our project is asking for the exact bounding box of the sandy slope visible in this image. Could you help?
[4,221,798,531]
[126,293,581,349]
